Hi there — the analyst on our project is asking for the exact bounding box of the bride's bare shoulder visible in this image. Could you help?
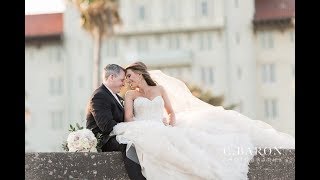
[152,85,166,96]
[155,85,165,92]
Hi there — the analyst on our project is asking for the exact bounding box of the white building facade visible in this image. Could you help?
[25,0,295,152]
[254,26,295,136]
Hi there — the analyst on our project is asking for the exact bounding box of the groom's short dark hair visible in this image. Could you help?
[104,64,125,79]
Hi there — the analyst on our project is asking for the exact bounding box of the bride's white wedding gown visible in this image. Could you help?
[110,70,295,180]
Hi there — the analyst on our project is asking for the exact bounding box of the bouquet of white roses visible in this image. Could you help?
[62,123,102,152]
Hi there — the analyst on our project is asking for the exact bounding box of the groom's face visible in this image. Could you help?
[111,70,126,93]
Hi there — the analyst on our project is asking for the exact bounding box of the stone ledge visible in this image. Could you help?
[25,152,129,180]
[25,149,294,180]
[248,149,295,180]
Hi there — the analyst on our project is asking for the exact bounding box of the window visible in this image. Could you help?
[234,0,239,8]
[49,77,63,95]
[199,34,204,50]
[165,0,180,20]
[269,64,275,82]
[136,38,149,53]
[264,99,278,119]
[262,64,275,83]
[56,48,62,62]
[260,32,274,49]
[201,0,208,16]
[207,34,212,49]
[201,67,206,83]
[262,65,267,82]
[168,35,180,50]
[51,111,64,130]
[208,67,214,84]
[47,49,53,63]
[57,77,63,94]
[259,32,265,48]
[169,2,175,18]
[267,32,274,48]
[105,40,118,57]
[271,99,278,118]
[49,77,55,95]
[138,5,145,21]
[263,100,268,118]
[201,67,214,85]
[199,33,213,50]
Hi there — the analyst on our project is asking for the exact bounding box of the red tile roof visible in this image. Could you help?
[25,13,63,38]
[254,0,295,21]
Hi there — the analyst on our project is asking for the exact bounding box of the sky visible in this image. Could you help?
[25,0,65,15]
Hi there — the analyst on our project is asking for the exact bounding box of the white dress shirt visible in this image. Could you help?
[104,84,123,108]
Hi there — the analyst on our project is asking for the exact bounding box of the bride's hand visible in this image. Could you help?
[169,118,176,126]
[162,118,169,126]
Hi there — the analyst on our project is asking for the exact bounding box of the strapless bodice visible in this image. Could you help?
[133,96,164,122]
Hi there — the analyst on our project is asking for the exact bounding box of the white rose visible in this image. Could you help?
[89,147,98,152]
[68,147,77,152]
[80,138,91,149]
[66,128,98,152]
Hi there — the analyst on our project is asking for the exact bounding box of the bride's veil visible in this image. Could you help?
[149,70,295,149]
[149,70,223,113]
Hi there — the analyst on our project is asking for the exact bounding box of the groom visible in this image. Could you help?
[86,64,146,180]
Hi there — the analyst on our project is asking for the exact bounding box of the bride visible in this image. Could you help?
[110,62,295,180]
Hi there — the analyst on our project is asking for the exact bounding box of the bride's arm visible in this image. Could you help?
[124,91,135,122]
[160,86,176,126]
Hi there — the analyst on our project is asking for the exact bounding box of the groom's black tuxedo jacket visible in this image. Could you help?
[86,84,124,147]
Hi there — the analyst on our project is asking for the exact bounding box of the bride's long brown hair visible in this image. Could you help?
[125,61,157,86]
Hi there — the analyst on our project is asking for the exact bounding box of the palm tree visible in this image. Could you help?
[69,0,122,89]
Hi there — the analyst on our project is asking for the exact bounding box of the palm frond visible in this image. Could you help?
[70,0,122,37]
